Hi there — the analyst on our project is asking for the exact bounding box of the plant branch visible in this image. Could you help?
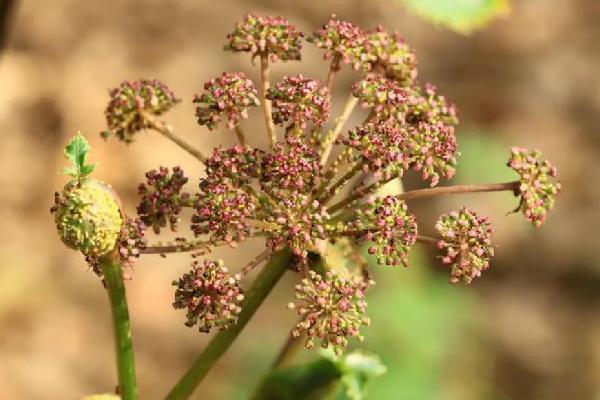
[328,172,401,214]
[144,115,207,162]
[260,54,277,148]
[99,252,137,400]
[248,218,283,232]
[239,250,272,276]
[325,56,341,94]
[417,235,440,245]
[319,163,363,205]
[144,114,280,210]
[234,125,247,146]
[320,95,359,165]
[396,181,519,201]
[313,148,353,198]
[165,248,293,400]
[140,239,217,255]
[330,180,519,214]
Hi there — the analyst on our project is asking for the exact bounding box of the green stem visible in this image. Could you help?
[100,253,137,400]
[165,249,293,400]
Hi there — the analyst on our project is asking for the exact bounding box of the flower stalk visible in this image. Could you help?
[234,125,247,146]
[320,95,359,165]
[397,181,520,201]
[165,249,293,400]
[319,162,362,204]
[144,115,207,162]
[325,55,341,93]
[140,239,216,255]
[330,181,520,214]
[260,54,277,148]
[99,252,137,400]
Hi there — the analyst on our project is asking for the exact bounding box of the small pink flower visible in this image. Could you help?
[508,147,561,227]
[364,26,417,85]
[260,137,322,196]
[268,75,331,130]
[350,196,418,267]
[404,122,458,187]
[173,259,244,333]
[225,13,303,62]
[343,122,408,178]
[194,72,260,130]
[137,166,189,234]
[118,217,147,267]
[308,15,370,71]
[435,207,494,284]
[289,270,371,355]
[103,79,180,142]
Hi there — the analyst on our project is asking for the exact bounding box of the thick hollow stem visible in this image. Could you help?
[99,253,137,400]
[144,116,207,162]
[165,249,293,400]
[320,95,359,165]
[260,54,277,148]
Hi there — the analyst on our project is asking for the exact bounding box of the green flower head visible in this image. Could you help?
[52,180,122,257]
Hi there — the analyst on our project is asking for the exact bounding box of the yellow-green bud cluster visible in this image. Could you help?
[52,180,122,257]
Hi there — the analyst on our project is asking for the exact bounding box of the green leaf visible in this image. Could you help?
[400,0,510,34]
[252,350,385,400]
[252,358,341,400]
[336,351,387,400]
[362,248,491,399]
[63,132,96,180]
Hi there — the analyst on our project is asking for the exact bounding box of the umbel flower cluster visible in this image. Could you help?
[52,14,561,356]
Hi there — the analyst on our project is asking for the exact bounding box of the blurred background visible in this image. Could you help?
[0,0,599,398]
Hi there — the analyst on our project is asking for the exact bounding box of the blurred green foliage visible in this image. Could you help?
[399,0,509,34]
[252,350,386,400]
[455,131,515,183]
[455,131,522,218]
[230,248,489,400]
[362,249,486,399]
